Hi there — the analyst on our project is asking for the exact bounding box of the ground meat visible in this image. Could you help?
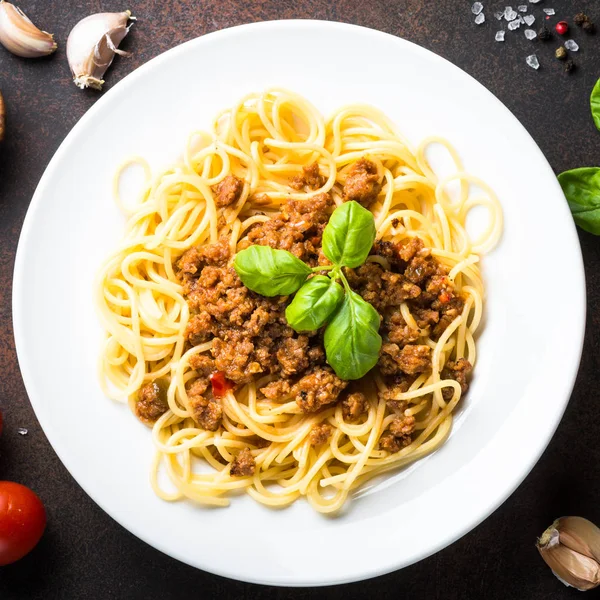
[411,308,439,329]
[380,415,416,452]
[431,297,465,339]
[178,246,203,275]
[441,358,473,401]
[187,377,223,431]
[309,423,333,446]
[176,207,471,423]
[260,379,292,401]
[341,392,368,420]
[135,379,169,425]
[342,158,382,206]
[379,432,410,453]
[397,345,432,374]
[240,193,332,265]
[230,447,255,477]
[212,174,243,207]
[404,255,439,285]
[345,263,421,312]
[380,344,432,376]
[178,237,230,279]
[184,311,215,345]
[289,162,325,191]
[293,367,348,413]
[277,336,310,377]
[385,313,420,346]
[189,353,215,376]
[396,237,424,262]
[379,374,413,412]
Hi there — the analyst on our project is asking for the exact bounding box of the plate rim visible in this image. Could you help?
[12,19,587,586]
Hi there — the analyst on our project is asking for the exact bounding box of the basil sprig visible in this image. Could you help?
[591,78,600,132]
[234,201,381,380]
[558,168,600,235]
[324,289,382,380]
[234,245,312,296]
[285,275,344,332]
[560,79,600,234]
[322,201,376,267]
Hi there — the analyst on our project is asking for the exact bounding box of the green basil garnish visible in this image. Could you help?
[322,201,376,268]
[324,290,382,380]
[591,78,600,132]
[234,195,382,380]
[234,245,311,296]
[558,167,600,235]
[285,275,344,332]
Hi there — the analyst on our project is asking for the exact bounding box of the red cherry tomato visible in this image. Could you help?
[0,482,46,565]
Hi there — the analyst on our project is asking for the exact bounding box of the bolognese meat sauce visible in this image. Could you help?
[167,160,471,450]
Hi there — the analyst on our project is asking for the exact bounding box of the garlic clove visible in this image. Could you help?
[557,516,600,562]
[66,11,134,91]
[0,1,57,58]
[0,90,5,142]
[538,516,600,591]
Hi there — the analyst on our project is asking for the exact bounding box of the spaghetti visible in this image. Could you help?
[95,89,502,513]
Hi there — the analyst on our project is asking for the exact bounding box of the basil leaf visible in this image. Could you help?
[322,201,376,268]
[591,78,600,132]
[324,289,382,380]
[234,245,311,296]
[558,168,600,235]
[285,276,344,332]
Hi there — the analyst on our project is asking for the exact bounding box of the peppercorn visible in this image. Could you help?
[574,13,588,27]
[564,59,575,73]
[538,26,552,41]
[555,46,568,60]
[582,20,596,34]
[555,21,569,36]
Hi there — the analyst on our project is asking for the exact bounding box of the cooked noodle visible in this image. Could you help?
[95,89,502,513]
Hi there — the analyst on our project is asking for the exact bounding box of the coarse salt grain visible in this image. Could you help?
[18,427,28,435]
[472,2,484,15]
[494,11,504,20]
[529,0,542,3]
[543,8,556,16]
[524,28,537,39]
[495,30,506,41]
[526,54,540,69]
[564,39,579,51]
[504,7,518,21]
[524,14,535,26]
[518,5,528,11]
[508,19,521,30]
[475,12,485,24]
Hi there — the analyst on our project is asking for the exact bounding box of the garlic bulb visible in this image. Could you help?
[0,90,5,142]
[0,1,57,58]
[66,10,134,91]
[537,516,600,591]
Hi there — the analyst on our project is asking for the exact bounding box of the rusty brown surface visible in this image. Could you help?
[1,1,599,598]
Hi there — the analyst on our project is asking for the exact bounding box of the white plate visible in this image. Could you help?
[13,20,585,586]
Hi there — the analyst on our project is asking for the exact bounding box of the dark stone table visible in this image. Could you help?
[1,1,599,598]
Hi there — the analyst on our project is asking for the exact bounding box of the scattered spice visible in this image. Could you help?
[564,59,576,73]
[538,26,552,41]
[555,21,569,36]
[555,46,567,60]
[574,13,588,27]
[582,20,596,34]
